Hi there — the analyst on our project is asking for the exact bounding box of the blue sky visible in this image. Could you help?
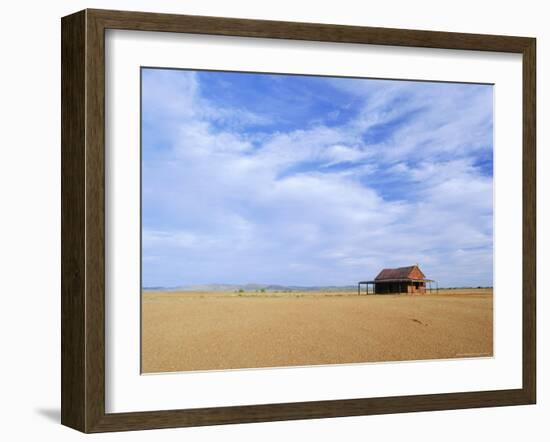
[141,68,493,288]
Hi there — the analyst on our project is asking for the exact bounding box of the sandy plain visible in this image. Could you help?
[141,289,493,373]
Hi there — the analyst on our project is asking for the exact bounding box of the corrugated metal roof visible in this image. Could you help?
[374,265,426,281]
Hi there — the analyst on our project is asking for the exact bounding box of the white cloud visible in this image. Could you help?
[142,71,493,287]
[321,144,369,166]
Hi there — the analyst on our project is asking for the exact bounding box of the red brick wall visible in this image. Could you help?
[409,266,425,280]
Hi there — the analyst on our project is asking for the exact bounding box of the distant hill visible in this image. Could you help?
[143,283,357,292]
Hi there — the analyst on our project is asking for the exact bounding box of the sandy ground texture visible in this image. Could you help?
[141,289,493,373]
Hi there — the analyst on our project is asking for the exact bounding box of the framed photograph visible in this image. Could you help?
[61,9,536,433]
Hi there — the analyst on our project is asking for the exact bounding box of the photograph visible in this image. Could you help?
[140,67,494,374]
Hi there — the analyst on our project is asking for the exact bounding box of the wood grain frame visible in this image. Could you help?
[61,8,536,433]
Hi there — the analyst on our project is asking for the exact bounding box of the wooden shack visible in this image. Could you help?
[358,265,437,295]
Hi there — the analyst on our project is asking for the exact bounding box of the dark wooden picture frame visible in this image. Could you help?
[61,8,536,433]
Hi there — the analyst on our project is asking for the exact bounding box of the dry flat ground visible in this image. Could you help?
[142,289,493,373]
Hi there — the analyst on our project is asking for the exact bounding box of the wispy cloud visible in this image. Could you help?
[142,69,493,287]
